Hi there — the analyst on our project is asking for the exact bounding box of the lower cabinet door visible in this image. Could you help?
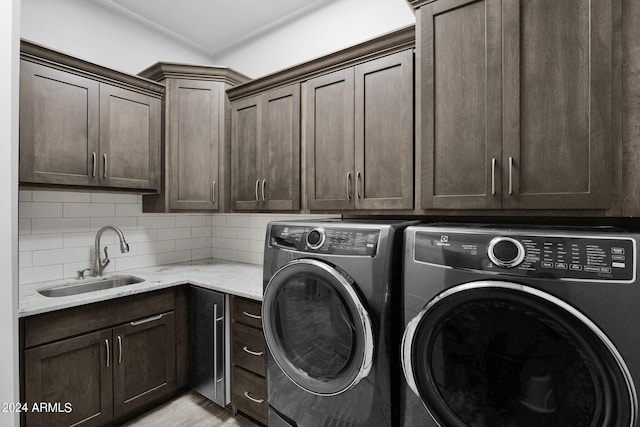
[112,311,176,418]
[24,329,114,427]
[233,366,268,425]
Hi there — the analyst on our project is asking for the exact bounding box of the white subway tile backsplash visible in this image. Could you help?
[18,191,335,285]
[138,240,176,255]
[32,247,92,267]
[91,193,139,204]
[176,216,207,228]
[33,218,91,234]
[33,191,90,203]
[157,227,192,241]
[19,202,63,218]
[20,265,64,284]
[175,238,207,251]
[157,250,192,265]
[91,217,138,230]
[64,202,115,218]
[19,234,63,252]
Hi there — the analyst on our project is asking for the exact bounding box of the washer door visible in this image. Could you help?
[263,259,374,396]
[402,281,637,427]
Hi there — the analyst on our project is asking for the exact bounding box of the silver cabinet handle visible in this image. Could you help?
[242,311,261,320]
[508,156,514,195]
[105,339,110,368]
[255,179,260,202]
[243,391,264,404]
[212,181,216,203]
[261,179,266,202]
[243,346,264,357]
[491,158,496,195]
[117,335,122,364]
[356,171,362,199]
[92,152,97,177]
[346,172,352,200]
[102,154,108,179]
[130,313,163,326]
[213,303,218,398]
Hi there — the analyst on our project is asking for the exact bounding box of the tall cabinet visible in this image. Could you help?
[306,50,414,211]
[415,0,618,211]
[140,63,249,212]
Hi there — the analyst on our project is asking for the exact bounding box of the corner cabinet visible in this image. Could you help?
[21,288,187,426]
[19,40,162,192]
[417,0,618,210]
[230,84,301,212]
[140,63,250,212]
[306,49,414,211]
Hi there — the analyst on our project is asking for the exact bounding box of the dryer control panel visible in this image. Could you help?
[414,230,635,282]
[270,224,379,256]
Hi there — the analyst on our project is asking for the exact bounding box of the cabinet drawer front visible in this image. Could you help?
[232,296,263,329]
[232,366,267,424]
[232,323,266,376]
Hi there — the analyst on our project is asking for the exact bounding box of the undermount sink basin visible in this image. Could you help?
[38,275,145,297]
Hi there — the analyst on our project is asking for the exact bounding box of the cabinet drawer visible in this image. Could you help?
[232,296,263,329]
[232,323,265,376]
[233,366,267,425]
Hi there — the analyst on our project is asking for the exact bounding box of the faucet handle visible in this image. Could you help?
[76,268,93,279]
[101,246,111,269]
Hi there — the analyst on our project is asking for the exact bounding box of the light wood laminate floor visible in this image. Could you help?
[122,391,261,427]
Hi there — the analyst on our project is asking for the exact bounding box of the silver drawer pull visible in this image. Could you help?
[242,311,261,320]
[243,391,264,404]
[130,313,163,326]
[243,346,264,357]
[105,339,110,368]
[118,335,122,364]
[92,152,97,177]
[103,154,108,179]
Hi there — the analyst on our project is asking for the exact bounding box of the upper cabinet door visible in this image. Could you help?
[502,0,614,209]
[167,79,220,210]
[20,61,100,187]
[99,84,161,190]
[261,85,301,211]
[306,68,355,210]
[419,0,503,210]
[354,50,414,210]
[231,95,262,211]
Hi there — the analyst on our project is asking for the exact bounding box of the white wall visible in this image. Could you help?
[211,0,415,78]
[20,0,214,74]
[1,0,19,424]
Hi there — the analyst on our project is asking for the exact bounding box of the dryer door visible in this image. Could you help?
[402,281,637,427]
[262,259,373,396]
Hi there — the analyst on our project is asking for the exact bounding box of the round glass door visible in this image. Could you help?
[262,259,374,396]
[402,281,637,427]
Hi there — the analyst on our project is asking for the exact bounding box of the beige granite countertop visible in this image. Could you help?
[19,259,263,317]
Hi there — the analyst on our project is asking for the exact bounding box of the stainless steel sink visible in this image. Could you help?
[38,275,145,297]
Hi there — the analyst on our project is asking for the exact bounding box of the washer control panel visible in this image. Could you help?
[270,224,379,256]
[414,230,635,281]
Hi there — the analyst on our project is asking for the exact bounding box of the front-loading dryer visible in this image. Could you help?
[401,224,639,427]
[262,219,414,426]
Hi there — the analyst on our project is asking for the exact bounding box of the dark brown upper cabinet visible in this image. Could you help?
[230,84,301,212]
[418,0,617,210]
[19,40,163,192]
[140,63,249,212]
[306,50,414,211]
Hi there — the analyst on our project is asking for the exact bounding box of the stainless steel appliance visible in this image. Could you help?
[191,286,227,407]
[262,219,413,426]
[401,224,639,427]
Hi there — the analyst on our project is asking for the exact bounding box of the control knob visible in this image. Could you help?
[488,237,525,268]
[306,228,326,250]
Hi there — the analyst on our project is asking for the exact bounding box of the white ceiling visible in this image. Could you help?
[95,0,336,57]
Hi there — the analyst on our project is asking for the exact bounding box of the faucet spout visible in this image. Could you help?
[94,226,129,276]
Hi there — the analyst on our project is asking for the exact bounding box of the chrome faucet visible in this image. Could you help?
[94,226,130,276]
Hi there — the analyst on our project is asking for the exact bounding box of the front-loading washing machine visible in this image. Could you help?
[262,219,414,426]
[401,224,639,427]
